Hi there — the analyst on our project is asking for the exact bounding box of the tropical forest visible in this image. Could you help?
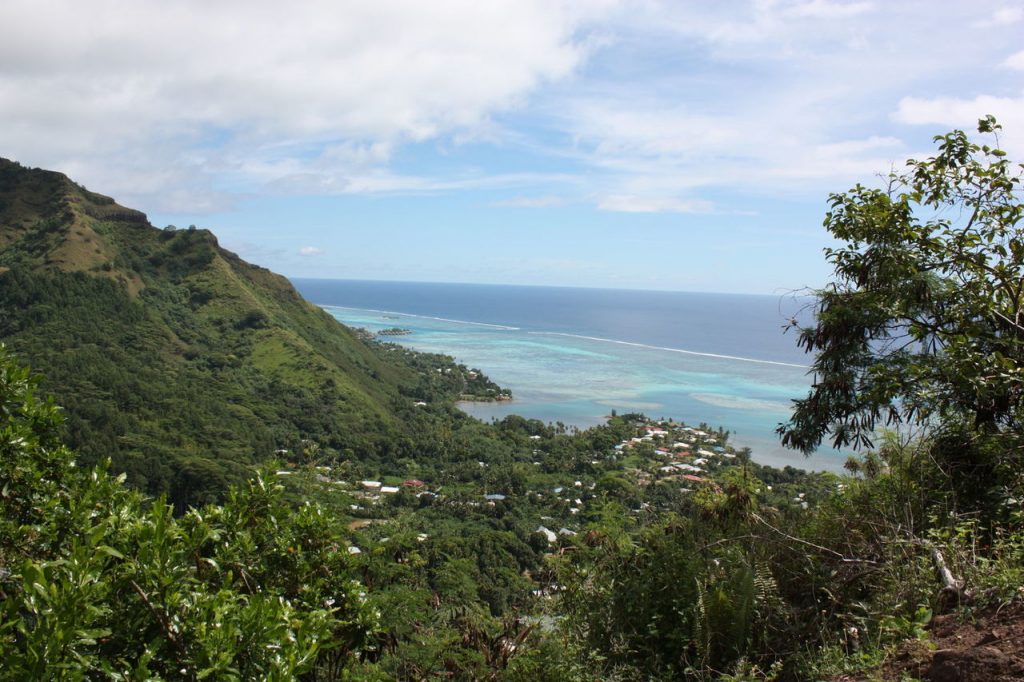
[0,107,1022,682]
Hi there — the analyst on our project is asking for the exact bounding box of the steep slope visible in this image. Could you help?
[0,158,419,507]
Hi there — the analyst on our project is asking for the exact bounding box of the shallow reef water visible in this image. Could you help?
[298,280,847,472]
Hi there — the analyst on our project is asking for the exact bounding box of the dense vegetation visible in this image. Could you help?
[1,120,1022,680]
[0,345,834,679]
[0,158,504,510]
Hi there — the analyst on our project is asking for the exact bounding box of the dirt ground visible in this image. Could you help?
[835,601,1024,682]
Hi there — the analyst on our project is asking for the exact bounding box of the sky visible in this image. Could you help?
[2,0,1023,294]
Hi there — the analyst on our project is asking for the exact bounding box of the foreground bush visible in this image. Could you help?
[0,346,377,680]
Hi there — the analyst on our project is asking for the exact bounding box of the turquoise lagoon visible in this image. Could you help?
[319,303,845,473]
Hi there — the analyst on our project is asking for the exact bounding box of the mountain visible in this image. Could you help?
[0,158,439,508]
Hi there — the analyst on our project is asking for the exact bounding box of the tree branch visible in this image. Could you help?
[750,513,877,565]
[130,579,191,666]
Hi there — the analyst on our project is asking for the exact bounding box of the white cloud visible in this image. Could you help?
[522,0,1024,209]
[554,89,911,205]
[972,6,1023,27]
[785,0,874,19]
[893,93,1024,157]
[299,246,324,256]
[265,169,580,196]
[575,107,737,159]
[2,0,1021,217]
[893,94,1024,126]
[0,0,616,209]
[1004,50,1024,70]
[597,195,713,214]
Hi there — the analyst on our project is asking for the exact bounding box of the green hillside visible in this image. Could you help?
[0,158,436,507]
[2,132,1022,680]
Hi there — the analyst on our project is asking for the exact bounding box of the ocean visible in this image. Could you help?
[292,279,846,472]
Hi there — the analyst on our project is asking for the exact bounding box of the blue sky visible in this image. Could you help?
[2,0,1023,294]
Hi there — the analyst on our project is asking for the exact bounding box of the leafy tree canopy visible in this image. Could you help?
[781,116,1024,456]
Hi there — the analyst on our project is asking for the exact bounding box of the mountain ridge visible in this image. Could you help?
[0,157,438,508]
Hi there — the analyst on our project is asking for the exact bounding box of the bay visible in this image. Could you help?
[292,279,846,472]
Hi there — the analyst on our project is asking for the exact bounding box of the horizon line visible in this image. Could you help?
[289,275,817,300]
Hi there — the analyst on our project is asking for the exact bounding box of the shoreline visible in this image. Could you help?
[310,294,836,472]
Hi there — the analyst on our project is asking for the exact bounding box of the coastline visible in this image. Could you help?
[457,395,513,404]
[296,281,845,474]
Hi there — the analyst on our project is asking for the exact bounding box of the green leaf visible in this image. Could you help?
[97,545,124,560]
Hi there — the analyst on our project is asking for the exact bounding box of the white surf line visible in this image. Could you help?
[318,304,521,331]
[527,331,809,369]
